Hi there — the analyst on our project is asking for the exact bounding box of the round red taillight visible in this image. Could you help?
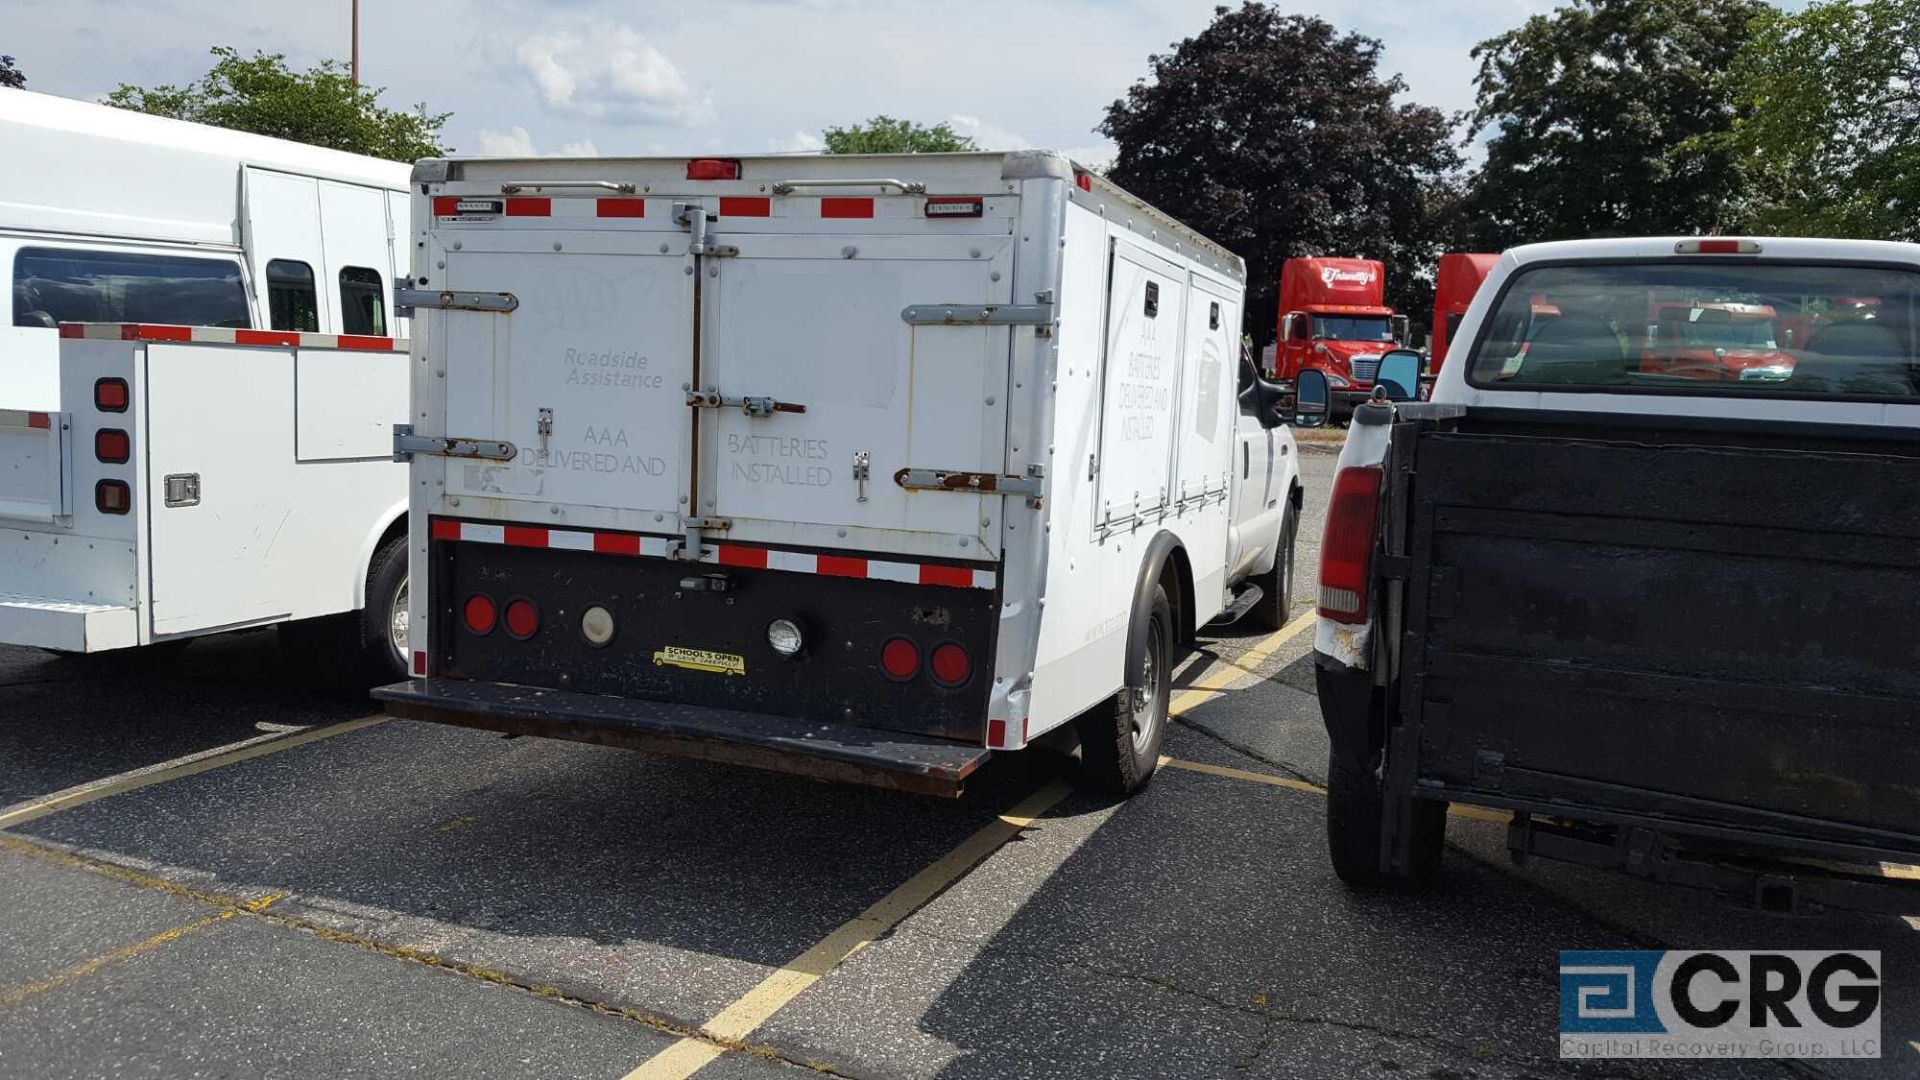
[463,595,496,635]
[929,642,971,687]
[504,598,539,639]
[880,637,920,680]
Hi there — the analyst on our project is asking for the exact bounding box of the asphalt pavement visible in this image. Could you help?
[1,443,1914,1079]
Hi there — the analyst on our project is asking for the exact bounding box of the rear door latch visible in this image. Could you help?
[685,389,806,417]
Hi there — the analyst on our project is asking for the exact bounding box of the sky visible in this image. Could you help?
[5,0,1554,166]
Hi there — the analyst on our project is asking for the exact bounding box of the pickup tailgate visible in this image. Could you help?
[433,193,1015,559]
[1396,410,1920,855]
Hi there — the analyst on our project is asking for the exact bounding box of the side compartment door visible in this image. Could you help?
[1175,280,1242,579]
[240,168,324,331]
[145,343,295,634]
[1095,241,1184,530]
[437,225,693,523]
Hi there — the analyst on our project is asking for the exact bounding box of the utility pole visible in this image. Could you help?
[351,0,360,85]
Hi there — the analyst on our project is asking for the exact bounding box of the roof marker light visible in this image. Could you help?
[1677,238,1762,255]
[687,159,741,181]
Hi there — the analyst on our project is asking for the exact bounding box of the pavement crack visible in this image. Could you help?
[1171,713,1323,789]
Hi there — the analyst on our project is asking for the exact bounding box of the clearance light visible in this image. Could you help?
[464,595,497,635]
[925,196,984,219]
[504,598,539,639]
[686,158,741,181]
[95,429,130,464]
[880,637,920,680]
[929,642,972,687]
[95,378,129,412]
[1676,238,1762,255]
[95,479,130,515]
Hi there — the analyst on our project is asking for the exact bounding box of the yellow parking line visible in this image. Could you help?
[0,715,387,831]
[1160,756,1325,796]
[1170,607,1316,718]
[0,910,233,1007]
[622,779,1074,1080]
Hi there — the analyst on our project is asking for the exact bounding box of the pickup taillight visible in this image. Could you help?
[1318,465,1383,624]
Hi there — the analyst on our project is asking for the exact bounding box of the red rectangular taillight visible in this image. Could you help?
[686,158,741,180]
[95,428,130,464]
[1318,465,1384,624]
[95,378,128,412]
[95,479,130,515]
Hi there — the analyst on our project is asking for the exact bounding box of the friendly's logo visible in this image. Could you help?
[1559,951,1881,1059]
[1319,266,1376,288]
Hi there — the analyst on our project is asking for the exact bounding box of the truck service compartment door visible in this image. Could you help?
[438,230,692,523]
[1097,243,1185,528]
[701,231,1013,553]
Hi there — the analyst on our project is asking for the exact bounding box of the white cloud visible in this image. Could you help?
[515,22,713,126]
[948,114,1030,152]
[475,125,602,158]
[767,130,824,154]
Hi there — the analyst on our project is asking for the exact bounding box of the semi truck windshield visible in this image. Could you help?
[1467,262,1920,399]
[1312,315,1394,342]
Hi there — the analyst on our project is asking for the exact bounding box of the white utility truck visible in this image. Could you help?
[0,90,414,675]
[377,152,1302,796]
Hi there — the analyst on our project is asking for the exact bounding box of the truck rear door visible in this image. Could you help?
[433,191,1014,559]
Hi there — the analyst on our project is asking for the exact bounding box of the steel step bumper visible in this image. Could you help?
[373,678,993,798]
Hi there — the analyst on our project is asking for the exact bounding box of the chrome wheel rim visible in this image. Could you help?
[388,577,410,663]
[1130,620,1164,752]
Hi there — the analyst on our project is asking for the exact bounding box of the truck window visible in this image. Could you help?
[1310,314,1395,342]
[266,259,320,332]
[12,247,249,329]
[1468,262,1920,399]
[339,266,386,336]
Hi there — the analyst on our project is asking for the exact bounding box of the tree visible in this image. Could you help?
[1464,0,1769,247]
[1099,4,1460,336]
[822,116,978,154]
[106,47,449,162]
[1718,0,1920,240]
[0,54,24,90]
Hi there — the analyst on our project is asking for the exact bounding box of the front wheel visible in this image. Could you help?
[1247,501,1298,631]
[1076,583,1173,795]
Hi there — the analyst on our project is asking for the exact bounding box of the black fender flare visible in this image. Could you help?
[1123,531,1187,690]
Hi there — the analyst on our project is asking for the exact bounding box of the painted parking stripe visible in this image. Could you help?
[0,716,386,831]
[621,779,1074,1080]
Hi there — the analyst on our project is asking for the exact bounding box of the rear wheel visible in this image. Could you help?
[1247,501,1298,631]
[1326,750,1445,889]
[277,533,408,687]
[1076,583,1173,795]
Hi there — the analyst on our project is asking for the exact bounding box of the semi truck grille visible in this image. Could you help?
[1350,355,1383,383]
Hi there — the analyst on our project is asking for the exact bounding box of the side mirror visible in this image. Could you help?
[1293,369,1330,428]
[1282,311,1308,343]
[1390,313,1410,346]
[1375,348,1421,402]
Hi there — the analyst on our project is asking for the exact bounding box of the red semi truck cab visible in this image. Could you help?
[1272,258,1403,416]
[1432,253,1497,374]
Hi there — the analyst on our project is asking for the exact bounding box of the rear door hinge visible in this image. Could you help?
[392,424,516,462]
[673,203,739,257]
[685,390,806,416]
[394,289,518,316]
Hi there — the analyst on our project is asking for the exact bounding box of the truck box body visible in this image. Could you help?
[0,324,407,651]
[1430,253,1495,372]
[1271,258,1398,411]
[379,152,1288,796]
[1314,237,1920,910]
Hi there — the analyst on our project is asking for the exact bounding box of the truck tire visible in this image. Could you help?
[278,533,408,687]
[1076,583,1173,795]
[1247,502,1298,631]
[1325,751,1445,889]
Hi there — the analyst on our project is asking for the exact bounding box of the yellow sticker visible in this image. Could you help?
[653,646,746,676]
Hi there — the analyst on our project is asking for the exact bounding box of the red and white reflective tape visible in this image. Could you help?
[0,409,52,430]
[430,517,997,590]
[58,323,402,352]
[433,195,920,221]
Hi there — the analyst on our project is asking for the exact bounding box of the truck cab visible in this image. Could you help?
[1270,257,1404,418]
[1430,253,1496,375]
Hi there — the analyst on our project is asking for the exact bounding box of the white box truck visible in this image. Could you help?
[377,151,1304,795]
[0,89,415,676]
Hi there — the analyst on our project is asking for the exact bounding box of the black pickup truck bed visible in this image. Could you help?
[1361,404,1920,911]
